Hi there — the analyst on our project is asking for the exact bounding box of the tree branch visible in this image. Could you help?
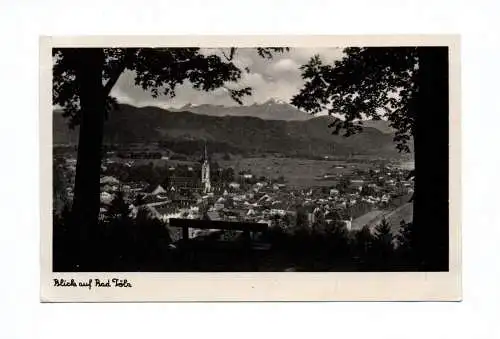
[103,50,134,96]
[220,48,236,61]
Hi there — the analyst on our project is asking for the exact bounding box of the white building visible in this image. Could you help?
[150,185,167,196]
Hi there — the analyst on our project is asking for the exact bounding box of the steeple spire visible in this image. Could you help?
[201,142,211,193]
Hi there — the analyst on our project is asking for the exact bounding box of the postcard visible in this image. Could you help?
[40,35,461,301]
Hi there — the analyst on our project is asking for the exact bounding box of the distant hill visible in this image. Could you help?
[53,103,403,157]
[356,120,395,134]
[174,99,396,134]
[171,98,312,121]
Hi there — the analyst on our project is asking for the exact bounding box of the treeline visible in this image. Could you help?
[264,216,418,271]
[53,193,422,272]
[158,140,241,156]
[53,192,174,272]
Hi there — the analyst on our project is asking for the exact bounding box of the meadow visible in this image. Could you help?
[218,157,363,187]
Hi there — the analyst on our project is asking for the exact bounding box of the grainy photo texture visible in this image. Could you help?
[50,44,450,274]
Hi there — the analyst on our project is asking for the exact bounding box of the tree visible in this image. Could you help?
[396,219,417,266]
[221,167,235,182]
[53,47,288,261]
[134,193,146,207]
[106,190,131,223]
[373,219,394,251]
[292,47,449,271]
[360,185,376,197]
[370,219,395,269]
[133,208,172,270]
[354,225,374,260]
[295,208,309,229]
[336,176,351,194]
[52,158,68,214]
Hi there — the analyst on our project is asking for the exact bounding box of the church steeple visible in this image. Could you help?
[201,143,211,193]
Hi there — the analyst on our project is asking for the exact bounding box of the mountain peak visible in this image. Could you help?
[264,97,288,105]
[179,103,199,109]
[164,99,311,121]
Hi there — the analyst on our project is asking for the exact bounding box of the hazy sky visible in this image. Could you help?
[110,48,344,109]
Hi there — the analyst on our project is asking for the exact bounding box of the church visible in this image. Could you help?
[201,143,211,193]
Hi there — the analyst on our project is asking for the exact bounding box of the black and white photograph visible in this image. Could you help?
[39,36,460,301]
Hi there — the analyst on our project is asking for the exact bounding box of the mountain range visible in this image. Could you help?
[170,98,312,121]
[53,102,401,157]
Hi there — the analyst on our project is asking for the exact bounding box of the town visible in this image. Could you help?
[53,143,414,244]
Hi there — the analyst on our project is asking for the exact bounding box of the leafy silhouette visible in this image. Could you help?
[291,48,417,152]
[292,47,449,271]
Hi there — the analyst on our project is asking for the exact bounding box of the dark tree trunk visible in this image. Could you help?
[71,48,106,269]
[413,47,449,271]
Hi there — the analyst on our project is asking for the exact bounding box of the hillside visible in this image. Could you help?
[53,104,402,157]
[173,99,396,135]
[357,120,395,134]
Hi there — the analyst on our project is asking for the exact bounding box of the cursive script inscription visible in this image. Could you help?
[53,278,133,290]
[53,278,78,287]
[112,278,132,288]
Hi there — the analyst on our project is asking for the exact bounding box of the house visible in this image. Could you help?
[313,207,322,215]
[101,184,113,192]
[270,209,286,216]
[330,188,339,195]
[341,218,353,231]
[149,184,167,196]
[229,182,240,189]
[350,179,364,185]
[258,219,272,226]
[206,210,221,221]
[213,203,225,210]
[100,191,114,205]
[258,194,271,202]
[100,176,119,185]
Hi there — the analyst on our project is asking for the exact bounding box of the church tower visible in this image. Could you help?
[201,143,211,193]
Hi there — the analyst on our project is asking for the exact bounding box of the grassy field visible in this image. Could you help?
[219,157,367,187]
[351,202,413,234]
[351,210,388,230]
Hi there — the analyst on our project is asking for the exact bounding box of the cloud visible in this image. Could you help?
[110,48,345,109]
[290,47,345,64]
[271,58,300,73]
[110,84,136,106]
